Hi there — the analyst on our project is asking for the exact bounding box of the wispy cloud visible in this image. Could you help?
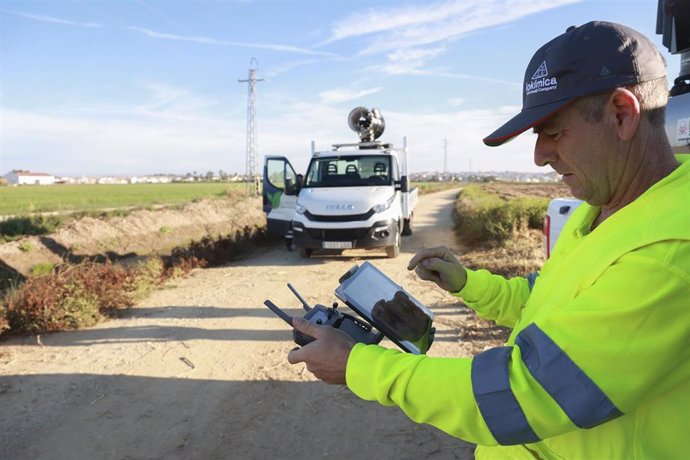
[8,10,102,28]
[325,0,580,55]
[264,59,321,78]
[71,82,222,125]
[128,26,338,57]
[319,87,384,104]
[324,2,475,44]
[318,0,580,82]
[364,62,520,87]
[363,46,447,76]
[135,82,219,113]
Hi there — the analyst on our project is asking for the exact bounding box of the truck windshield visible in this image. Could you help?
[304,155,392,187]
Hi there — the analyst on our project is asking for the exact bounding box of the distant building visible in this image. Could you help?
[4,170,56,185]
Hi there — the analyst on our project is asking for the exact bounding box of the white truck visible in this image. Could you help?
[262,107,418,258]
[544,0,690,258]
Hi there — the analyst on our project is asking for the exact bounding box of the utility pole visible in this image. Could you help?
[443,138,448,175]
[238,58,263,196]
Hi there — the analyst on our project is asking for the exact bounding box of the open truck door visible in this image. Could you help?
[263,155,299,237]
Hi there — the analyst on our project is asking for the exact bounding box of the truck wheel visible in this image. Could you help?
[402,214,413,236]
[386,232,400,258]
[298,247,313,258]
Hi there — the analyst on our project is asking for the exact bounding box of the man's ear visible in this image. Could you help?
[608,88,641,141]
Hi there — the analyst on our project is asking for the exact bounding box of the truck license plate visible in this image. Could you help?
[323,241,352,249]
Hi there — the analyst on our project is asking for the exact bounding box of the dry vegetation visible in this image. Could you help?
[421,181,569,278]
[453,182,568,276]
[0,226,269,338]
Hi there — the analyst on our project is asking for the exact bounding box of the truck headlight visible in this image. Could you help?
[372,194,395,214]
[295,203,306,215]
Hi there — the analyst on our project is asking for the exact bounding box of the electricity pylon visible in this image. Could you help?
[238,58,263,196]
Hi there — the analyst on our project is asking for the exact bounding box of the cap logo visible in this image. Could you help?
[526,60,558,96]
[532,61,549,79]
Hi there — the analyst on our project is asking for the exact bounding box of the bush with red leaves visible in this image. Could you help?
[0,224,267,338]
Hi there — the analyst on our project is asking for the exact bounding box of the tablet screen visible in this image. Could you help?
[335,262,434,354]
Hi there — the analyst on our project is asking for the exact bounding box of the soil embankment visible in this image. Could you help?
[1,189,504,460]
[0,197,264,278]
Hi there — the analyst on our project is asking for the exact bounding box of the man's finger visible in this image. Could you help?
[423,257,454,274]
[292,317,323,340]
[287,345,306,364]
[408,246,450,270]
[415,265,442,284]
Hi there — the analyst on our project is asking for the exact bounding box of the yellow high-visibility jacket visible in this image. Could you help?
[346,155,690,459]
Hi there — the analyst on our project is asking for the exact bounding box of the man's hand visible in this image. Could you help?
[287,317,356,385]
[407,246,468,293]
[372,291,429,341]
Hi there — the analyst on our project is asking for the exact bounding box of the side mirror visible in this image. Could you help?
[285,177,302,196]
[284,178,296,195]
[395,175,409,193]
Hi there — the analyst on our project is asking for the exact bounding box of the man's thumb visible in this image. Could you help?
[293,317,321,339]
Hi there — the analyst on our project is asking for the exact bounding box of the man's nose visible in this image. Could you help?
[534,135,557,167]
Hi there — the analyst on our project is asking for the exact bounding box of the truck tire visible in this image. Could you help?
[298,247,313,258]
[386,231,400,258]
[402,213,413,236]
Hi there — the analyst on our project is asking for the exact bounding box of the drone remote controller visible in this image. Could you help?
[264,284,382,346]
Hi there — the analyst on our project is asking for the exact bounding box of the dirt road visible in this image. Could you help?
[0,188,499,460]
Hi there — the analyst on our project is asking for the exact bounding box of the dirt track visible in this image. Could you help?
[0,188,500,460]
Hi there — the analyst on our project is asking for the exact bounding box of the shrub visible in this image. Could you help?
[0,215,67,242]
[18,241,33,253]
[3,261,137,333]
[454,184,549,244]
[0,224,265,337]
[0,306,8,334]
[168,225,267,267]
[132,257,165,298]
[31,263,55,276]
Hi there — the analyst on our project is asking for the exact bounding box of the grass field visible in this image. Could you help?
[0,181,456,217]
[412,181,463,194]
[0,182,247,216]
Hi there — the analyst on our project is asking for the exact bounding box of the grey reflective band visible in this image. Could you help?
[523,272,539,291]
[516,323,623,428]
[472,347,540,445]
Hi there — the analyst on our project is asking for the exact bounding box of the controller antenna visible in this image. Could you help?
[287,283,311,311]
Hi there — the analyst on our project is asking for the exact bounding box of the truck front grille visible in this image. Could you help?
[306,228,369,241]
[304,209,374,222]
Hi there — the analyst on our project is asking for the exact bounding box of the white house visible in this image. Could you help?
[4,171,56,185]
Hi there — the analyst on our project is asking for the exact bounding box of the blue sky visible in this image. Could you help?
[0,0,680,176]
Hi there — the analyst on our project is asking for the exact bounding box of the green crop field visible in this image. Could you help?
[0,182,247,216]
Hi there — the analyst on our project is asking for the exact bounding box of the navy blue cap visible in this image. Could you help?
[483,21,667,147]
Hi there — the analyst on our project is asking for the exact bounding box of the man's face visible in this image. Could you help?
[532,102,620,206]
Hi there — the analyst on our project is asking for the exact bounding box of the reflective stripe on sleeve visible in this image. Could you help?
[515,323,623,428]
[471,347,540,445]
[523,272,539,291]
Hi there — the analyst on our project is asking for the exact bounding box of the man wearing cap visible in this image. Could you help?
[287,21,690,459]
